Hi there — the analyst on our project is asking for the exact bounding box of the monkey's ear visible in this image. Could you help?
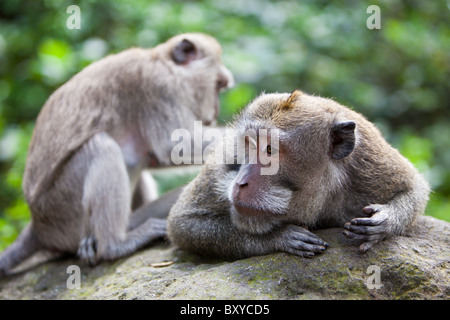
[330,121,356,160]
[172,39,198,65]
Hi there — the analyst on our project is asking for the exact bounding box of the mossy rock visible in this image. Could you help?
[0,215,448,300]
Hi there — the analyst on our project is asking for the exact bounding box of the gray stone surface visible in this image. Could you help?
[0,215,448,300]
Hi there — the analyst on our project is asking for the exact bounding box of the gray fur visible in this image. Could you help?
[0,33,233,276]
[167,91,430,259]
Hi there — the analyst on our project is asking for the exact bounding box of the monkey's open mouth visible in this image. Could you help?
[232,202,273,217]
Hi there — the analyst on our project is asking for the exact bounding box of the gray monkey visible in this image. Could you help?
[168,90,430,259]
[0,33,234,276]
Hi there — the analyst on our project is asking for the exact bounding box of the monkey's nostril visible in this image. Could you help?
[216,76,228,91]
[239,182,248,188]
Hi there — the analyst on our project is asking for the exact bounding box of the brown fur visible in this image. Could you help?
[168,91,430,259]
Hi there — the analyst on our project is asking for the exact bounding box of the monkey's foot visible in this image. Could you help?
[78,235,98,266]
[277,225,328,258]
[343,205,391,253]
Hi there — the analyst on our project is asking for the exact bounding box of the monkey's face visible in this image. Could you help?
[225,91,357,233]
[166,33,234,126]
[225,128,293,234]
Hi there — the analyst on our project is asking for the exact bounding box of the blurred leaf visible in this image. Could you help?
[39,38,71,59]
[219,83,257,124]
[399,135,433,167]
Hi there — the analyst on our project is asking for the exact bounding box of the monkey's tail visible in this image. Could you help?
[0,223,40,278]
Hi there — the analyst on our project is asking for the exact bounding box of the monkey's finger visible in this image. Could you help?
[78,236,98,266]
[350,217,381,226]
[344,222,386,235]
[292,232,328,247]
[284,225,328,247]
[300,237,328,249]
[297,242,327,253]
[342,230,381,242]
[305,230,328,246]
[351,210,389,226]
[293,227,328,244]
[362,206,377,216]
[284,236,327,254]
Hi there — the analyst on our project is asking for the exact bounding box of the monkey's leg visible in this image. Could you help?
[343,176,429,252]
[138,170,159,204]
[131,170,159,210]
[77,133,166,265]
[128,186,184,231]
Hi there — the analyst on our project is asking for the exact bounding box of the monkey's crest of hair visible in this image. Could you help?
[266,90,303,128]
[279,90,303,111]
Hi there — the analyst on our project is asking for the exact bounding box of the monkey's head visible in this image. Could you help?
[159,33,234,126]
[224,91,357,234]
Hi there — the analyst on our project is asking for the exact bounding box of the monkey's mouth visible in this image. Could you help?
[232,202,273,217]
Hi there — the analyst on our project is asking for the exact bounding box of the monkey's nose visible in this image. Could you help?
[232,181,247,203]
[216,75,229,91]
[235,173,249,188]
[218,66,234,91]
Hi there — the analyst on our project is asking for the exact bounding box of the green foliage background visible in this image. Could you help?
[0,0,448,250]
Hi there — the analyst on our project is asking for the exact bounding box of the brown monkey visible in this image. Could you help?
[167,90,430,259]
[0,33,233,276]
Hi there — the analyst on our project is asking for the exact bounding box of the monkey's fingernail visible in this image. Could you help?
[342,231,349,237]
[362,207,375,215]
[344,222,351,229]
[324,242,329,248]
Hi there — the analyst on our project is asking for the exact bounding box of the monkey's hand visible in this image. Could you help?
[78,235,98,266]
[275,225,328,258]
[343,205,393,253]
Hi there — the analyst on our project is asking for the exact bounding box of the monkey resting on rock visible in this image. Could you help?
[0,33,234,277]
[168,90,430,259]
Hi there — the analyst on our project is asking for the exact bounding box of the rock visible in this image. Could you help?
[0,215,448,300]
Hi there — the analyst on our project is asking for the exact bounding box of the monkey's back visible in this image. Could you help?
[22,49,152,206]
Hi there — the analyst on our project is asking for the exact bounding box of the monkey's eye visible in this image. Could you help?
[266,145,278,155]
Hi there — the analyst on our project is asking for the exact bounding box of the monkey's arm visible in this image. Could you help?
[168,202,327,260]
[167,170,327,259]
[343,173,430,252]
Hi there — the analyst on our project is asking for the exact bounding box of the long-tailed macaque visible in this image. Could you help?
[168,90,430,259]
[0,33,234,276]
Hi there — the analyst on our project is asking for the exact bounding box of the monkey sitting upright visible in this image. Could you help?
[167,90,430,259]
[0,33,234,276]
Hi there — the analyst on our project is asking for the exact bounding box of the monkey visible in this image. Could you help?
[167,90,430,259]
[0,33,234,277]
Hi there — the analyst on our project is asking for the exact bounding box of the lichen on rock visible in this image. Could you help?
[0,215,448,300]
